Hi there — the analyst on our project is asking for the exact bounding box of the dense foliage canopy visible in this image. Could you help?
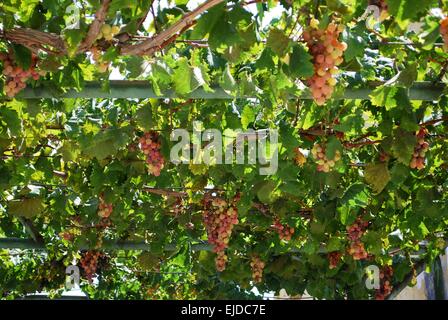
[1,0,448,300]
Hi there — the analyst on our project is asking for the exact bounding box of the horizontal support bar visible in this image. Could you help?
[0,237,212,251]
[1,81,444,100]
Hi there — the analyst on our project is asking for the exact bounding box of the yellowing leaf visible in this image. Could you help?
[9,198,44,218]
[364,163,391,194]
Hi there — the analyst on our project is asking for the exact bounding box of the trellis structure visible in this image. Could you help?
[1,81,446,300]
[0,80,444,100]
[2,0,448,302]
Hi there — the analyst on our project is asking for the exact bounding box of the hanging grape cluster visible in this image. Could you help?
[303,19,347,106]
[202,196,239,272]
[328,251,342,269]
[347,217,369,260]
[99,24,120,41]
[272,218,295,241]
[98,195,113,218]
[441,17,448,51]
[80,250,103,283]
[375,266,393,300]
[139,131,165,176]
[91,47,110,73]
[410,128,429,170]
[250,256,265,284]
[0,51,45,97]
[311,143,341,173]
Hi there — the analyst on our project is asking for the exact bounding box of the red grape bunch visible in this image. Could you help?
[139,131,165,176]
[303,19,347,106]
[311,143,341,173]
[272,218,295,241]
[250,256,265,284]
[202,196,239,272]
[80,250,103,283]
[375,266,393,300]
[410,128,429,170]
[215,251,228,272]
[328,251,342,269]
[347,217,369,260]
[440,17,448,51]
[98,195,113,218]
[0,51,45,97]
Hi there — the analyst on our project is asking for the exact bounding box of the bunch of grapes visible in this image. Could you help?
[99,24,121,41]
[80,250,102,282]
[59,230,74,241]
[328,251,342,269]
[347,217,369,260]
[98,195,113,218]
[303,19,347,106]
[348,241,368,260]
[172,198,185,216]
[202,196,239,271]
[410,128,429,170]
[375,266,393,300]
[441,17,448,51]
[139,131,165,176]
[215,251,228,272]
[311,143,341,173]
[250,256,265,284]
[91,47,110,73]
[293,147,307,166]
[272,218,295,241]
[0,51,45,97]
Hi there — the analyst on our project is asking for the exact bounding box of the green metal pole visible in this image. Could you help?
[0,237,212,251]
[1,81,444,101]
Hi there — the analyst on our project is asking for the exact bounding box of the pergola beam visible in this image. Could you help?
[1,81,444,101]
[0,237,212,251]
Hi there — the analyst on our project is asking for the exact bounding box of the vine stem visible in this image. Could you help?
[77,0,112,54]
[120,0,225,56]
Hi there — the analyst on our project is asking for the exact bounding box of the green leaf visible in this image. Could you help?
[220,64,237,94]
[135,103,153,131]
[391,128,416,165]
[364,163,391,194]
[12,44,32,70]
[343,26,366,62]
[266,28,290,57]
[9,198,44,218]
[137,252,159,271]
[257,180,277,204]
[173,58,192,95]
[241,105,255,130]
[289,43,314,78]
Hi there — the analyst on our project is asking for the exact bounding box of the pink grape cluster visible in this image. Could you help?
[347,217,369,260]
[250,256,265,283]
[303,19,347,106]
[328,251,342,269]
[98,195,113,218]
[311,143,341,173]
[410,128,429,170]
[202,196,239,272]
[375,266,393,300]
[272,218,295,241]
[80,251,102,283]
[139,131,165,176]
[0,52,45,97]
